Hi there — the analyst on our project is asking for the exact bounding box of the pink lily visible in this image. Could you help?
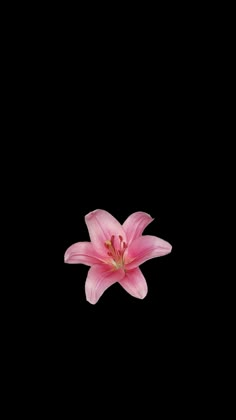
[64,210,172,304]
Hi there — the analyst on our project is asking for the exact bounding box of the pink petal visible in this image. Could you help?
[85,209,127,254]
[64,242,102,266]
[125,235,172,269]
[119,267,148,299]
[85,264,125,304]
[122,211,154,244]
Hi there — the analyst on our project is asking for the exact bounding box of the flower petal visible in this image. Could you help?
[85,264,125,304]
[122,211,154,244]
[85,209,127,254]
[64,242,102,266]
[119,267,148,299]
[125,235,172,269]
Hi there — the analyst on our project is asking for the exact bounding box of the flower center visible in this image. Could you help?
[104,235,127,269]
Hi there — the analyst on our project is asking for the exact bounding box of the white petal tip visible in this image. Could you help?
[167,244,172,253]
[86,289,98,305]
[163,242,172,255]
[138,290,148,299]
[86,297,97,305]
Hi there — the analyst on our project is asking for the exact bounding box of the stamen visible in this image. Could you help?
[105,235,127,269]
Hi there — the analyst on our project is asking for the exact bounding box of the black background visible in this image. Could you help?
[12,11,209,408]
[4,4,224,413]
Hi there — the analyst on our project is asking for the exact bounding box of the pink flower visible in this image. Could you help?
[64,210,172,304]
